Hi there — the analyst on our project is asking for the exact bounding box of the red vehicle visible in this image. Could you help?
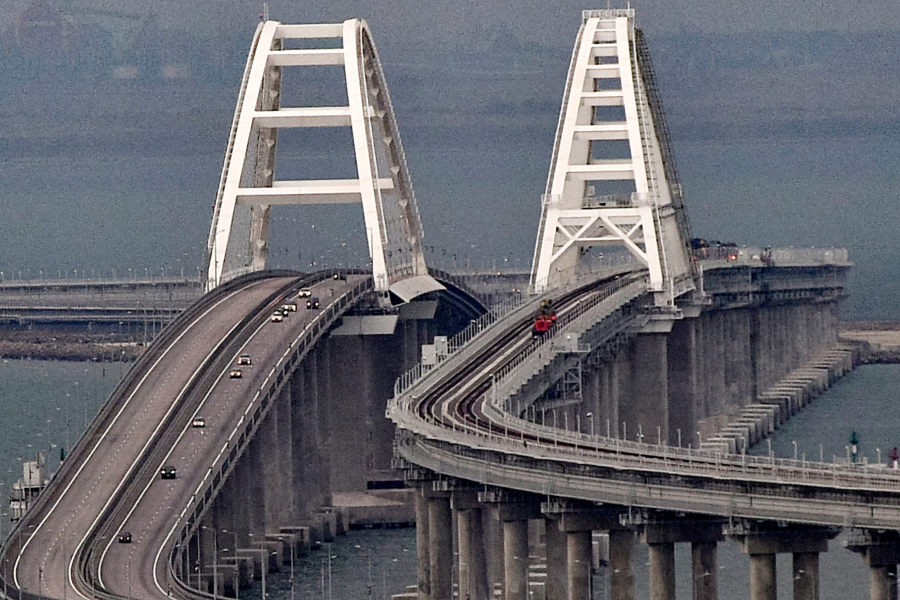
[532,299,557,337]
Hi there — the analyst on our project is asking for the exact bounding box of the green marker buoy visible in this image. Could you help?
[850,431,859,463]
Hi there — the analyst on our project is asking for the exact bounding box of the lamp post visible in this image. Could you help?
[586,412,594,437]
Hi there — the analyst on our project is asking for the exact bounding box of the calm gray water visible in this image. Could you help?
[1,360,898,599]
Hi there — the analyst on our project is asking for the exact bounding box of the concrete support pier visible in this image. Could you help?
[692,542,717,600]
[428,492,453,600]
[633,513,724,600]
[648,543,675,600]
[452,490,490,600]
[845,529,900,600]
[608,530,635,600]
[793,552,819,600]
[749,553,777,600]
[567,530,592,600]
[729,522,835,600]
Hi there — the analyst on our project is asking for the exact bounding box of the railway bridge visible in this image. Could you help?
[0,10,873,600]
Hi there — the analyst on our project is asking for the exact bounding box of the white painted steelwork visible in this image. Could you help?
[531,10,694,302]
[205,20,430,299]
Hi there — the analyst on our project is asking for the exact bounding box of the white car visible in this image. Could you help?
[271,311,284,323]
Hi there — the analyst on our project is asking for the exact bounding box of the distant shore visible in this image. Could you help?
[0,331,144,362]
[1,321,898,364]
[840,321,900,364]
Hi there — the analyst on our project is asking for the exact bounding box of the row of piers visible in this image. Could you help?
[528,300,842,449]
[173,311,439,596]
[413,482,900,600]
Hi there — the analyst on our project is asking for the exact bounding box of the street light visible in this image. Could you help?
[586,412,594,436]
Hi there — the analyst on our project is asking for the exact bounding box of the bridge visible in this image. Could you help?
[0,10,880,600]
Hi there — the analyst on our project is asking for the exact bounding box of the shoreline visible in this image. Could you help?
[0,331,143,362]
[840,320,900,364]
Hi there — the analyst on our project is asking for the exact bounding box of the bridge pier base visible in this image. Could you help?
[845,529,900,600]
[692,542,717,600]
[415,486,432,600]
[749,554,777,600]
[648,543,675,600]
[608,530,635,600]
[567,530,592,600]
[428,491,453,600]
[452,490,490,600]
[730,522,835,600]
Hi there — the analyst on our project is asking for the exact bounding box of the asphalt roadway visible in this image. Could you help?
[8,273,362,600]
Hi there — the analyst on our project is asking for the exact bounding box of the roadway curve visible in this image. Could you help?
[389,271,900,530]
[0,271,370,600]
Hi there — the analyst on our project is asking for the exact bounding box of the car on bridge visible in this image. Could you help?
[298,288,312,298]
[271,310,284,322]
[282,302,298,312]
[191,417,206,428]
[160,466,177,480]
[229,369,243,379]
[117,532,132,544]
[237,354,252,365]
[306,297,320,310]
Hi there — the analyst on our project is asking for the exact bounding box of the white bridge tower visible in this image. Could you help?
[531,9,695,303]
[205,19,441,302]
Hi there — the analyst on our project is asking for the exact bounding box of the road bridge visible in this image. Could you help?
[0,10,874,600]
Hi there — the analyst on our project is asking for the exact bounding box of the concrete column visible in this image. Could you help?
[870,565,898,600]
[503,519,529,600]
[327,336,368,491]
[793,552,819,600]
[545,519,567,600]
[648,543,675,600]
[429,494,453,600]
[455,506,488,600]
[691,542,717,600]
[458,508,473,600]
[749,553,776,600]
[485,506,505,596]
[622,334,668,442]
[608,530,634,600]
[567,530,591,600]
[667,317,697,445]
[315,343,333,507]
[415,486,431,600]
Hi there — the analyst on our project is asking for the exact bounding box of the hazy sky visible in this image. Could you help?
[0,0,898,319]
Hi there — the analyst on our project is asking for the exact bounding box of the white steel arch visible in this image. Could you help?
[531,9,694,303]
[205,19,439,301]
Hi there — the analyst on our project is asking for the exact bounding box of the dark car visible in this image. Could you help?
[333,272,346,281]
[306,297,320,310]
[160,466,177,480]
[118,532,132,544]
[229,369,243,379]
[191,417,206,428]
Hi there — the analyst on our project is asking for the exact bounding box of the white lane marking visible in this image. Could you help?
[99,310,272,588]
[151,279,363,596]
[10,280,271,597]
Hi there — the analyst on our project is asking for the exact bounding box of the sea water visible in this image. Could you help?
[2,360,899,599]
